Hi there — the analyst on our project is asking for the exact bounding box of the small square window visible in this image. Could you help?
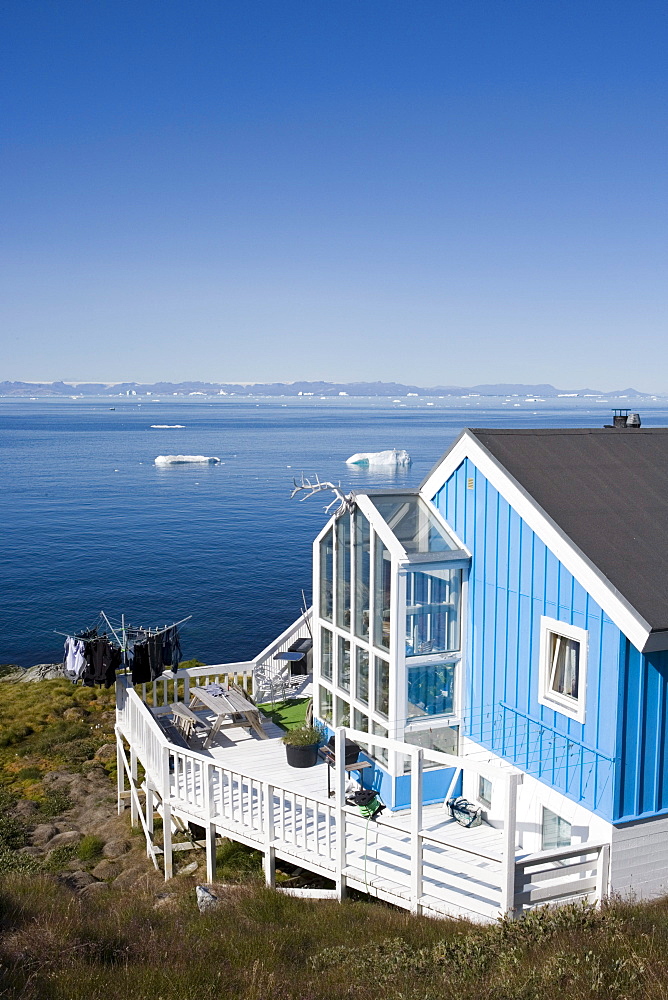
[541,807,571,851]
[478,775,492,808]
[538,616,587,723]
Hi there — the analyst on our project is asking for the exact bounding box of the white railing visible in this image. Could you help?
[116,682,610,919]
[126,661,256,711]
[252,610,313,702]
[514,841,610,913]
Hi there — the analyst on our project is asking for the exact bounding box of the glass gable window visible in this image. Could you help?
[318,687,333,723]
[407,661,456,718]
[369,494,459,555]
[354,511,371,640]
[319,529,333,622]
[375,656,389,717]
[335,515,351,629]
[338,637,351,692]
[373,538,391,650]
[355,647,369,705]
[406,567,461,657]
[321,627,333,681]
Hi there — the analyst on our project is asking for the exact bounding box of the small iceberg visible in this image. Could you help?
[154,455,220,465]
[346,449,411,467]
[151,424,185,428]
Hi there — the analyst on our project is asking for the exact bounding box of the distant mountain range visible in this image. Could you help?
[0,379,649,398]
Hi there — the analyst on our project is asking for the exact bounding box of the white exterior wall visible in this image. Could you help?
[459,735,613,854]
[609,816,668,900]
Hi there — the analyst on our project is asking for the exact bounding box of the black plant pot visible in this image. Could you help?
[285,742,319,768]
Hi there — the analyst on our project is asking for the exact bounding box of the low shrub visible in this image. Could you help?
[38,788,73,817]
[77,835,104,862]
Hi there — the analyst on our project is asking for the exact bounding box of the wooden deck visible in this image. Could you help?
[115,670,611,922]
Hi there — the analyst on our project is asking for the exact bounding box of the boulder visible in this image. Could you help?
[46,830,82,850]
[196,885,221,913]
[31,823,59,846]
[102,838,131,859]
[12,799,39,820]
[18,846,44,857]
[112,866,146,890]
[177,861,198,876]
[94,743,116,763]
[63,707,86,721]
[79,881,109,899]
[18,663,66,682]
[91,859,123,880]
[60,870,99,893]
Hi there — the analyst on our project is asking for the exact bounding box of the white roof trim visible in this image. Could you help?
[419,429,654,653]
[354,493,406,560]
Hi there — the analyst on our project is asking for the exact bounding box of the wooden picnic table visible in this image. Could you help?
[188,686,268,746]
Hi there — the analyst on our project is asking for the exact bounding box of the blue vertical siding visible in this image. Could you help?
[616,643,668,822]
[433,459,619,820]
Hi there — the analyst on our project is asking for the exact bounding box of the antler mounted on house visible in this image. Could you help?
[291,474,355,517]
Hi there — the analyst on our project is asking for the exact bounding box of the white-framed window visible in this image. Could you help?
[538,616,587,723]
[478,775,492,808]
[541,806,571,851]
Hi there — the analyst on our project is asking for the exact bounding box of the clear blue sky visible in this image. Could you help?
[1,0,666,389]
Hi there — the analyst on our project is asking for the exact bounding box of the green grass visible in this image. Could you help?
[257,698,309,731]
[0,876,667,1000]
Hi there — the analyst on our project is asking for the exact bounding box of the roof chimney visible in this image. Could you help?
[604,409,641,429]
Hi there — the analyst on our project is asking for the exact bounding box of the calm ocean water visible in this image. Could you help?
[2,396,667,668]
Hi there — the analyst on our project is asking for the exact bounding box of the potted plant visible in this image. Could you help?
[282,722,326,768]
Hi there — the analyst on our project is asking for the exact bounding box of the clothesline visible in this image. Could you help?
[56,611,191,688]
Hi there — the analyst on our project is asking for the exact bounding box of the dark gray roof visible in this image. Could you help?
[467,428,668,633]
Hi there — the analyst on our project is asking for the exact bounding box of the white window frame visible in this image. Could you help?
[538,615,588,724]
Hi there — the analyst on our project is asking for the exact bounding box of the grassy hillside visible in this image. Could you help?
[2,680,668,999]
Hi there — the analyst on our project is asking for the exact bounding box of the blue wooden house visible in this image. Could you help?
[312,424,668,900]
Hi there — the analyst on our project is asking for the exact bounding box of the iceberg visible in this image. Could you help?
[154,455,220,465]
[346,449,411,467]
[151,424,185,428]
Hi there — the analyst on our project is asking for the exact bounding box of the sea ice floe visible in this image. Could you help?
[154,455,220,465]
[345,449,411,467]
[151,424,185,428]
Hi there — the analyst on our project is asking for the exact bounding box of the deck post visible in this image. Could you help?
[500,772,521,916]
[145,785,154,858]
[410,748,424,914]
[205,823,217,883]
[116,733,125,815]
[595,842,610,906]
[263,782,276,887]
[130,746,138,828]
[162,802,173,880]
[335,727,347,901]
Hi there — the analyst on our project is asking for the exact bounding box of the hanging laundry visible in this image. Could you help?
[131,642,151,685]
[82,638,122,688]
[148,633,164,680]
[161,626,182,669]
[63,637,86,681]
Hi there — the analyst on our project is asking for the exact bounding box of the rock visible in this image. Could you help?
[154,892,178,910]
[196,885,220,913]
[31,823,59,846]
[12,799,39,820]
[18,846,44,857]
[79,881,109,899]
[102,838,131,859]
[18,663,66,682]
[112,866,146,890]
[0,664,23,681]
[63,707,86,721]
[80,760,105,774]
[45,830,82,850]
[60,870,99,893]
[178,861,198,876]
[91,859,122,880]
[94,743,116,763]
